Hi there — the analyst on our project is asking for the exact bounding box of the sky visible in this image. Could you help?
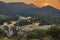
[0,0,60,10]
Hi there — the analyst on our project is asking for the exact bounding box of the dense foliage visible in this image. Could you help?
[0,25,60,40]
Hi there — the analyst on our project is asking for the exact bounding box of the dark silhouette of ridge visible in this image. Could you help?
[0,1,60,17]
[22,5,60,16]
[41,5,59,10]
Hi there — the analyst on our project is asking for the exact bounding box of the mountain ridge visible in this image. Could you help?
[0,1,60,17]
[0,1,60,10]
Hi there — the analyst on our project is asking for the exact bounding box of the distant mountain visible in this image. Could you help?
[0,1,60,25]
[22,5,60,16]
[0,1,38,15]
[0,1,60,17]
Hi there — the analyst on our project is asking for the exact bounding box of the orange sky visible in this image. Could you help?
[34,2,60,10]
[1,0,60,10]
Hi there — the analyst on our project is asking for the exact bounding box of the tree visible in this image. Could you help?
[0,29,3,37]
[46,25,60,40]
[27,29,47,40]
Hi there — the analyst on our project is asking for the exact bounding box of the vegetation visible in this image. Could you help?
[26,25,60,40]
[0,25,60,40]
[27,29,47,40]
[0,15,60,25]
[46,25,60,40]
[0,29,3,37]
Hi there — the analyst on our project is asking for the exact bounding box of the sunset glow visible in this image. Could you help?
[44,3,49,6]
[34,2,60,10]
[1,0,60,10]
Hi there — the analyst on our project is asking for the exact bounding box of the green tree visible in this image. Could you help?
[46,25,60,40]
[0,29,3,37]
[27,29,47,40]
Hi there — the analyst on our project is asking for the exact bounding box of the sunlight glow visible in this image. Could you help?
[44,3,49,6]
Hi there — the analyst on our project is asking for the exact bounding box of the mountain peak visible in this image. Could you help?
[41,5,59,10]
[0,1,5,4]
[29,4,38,8]
[0,1,4,3]
[29,4,34,5]
[42,5,54,8]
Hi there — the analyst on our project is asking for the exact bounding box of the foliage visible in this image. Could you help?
[46,25,60,40]
[27,29,47,40]
[0,29,3,37]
